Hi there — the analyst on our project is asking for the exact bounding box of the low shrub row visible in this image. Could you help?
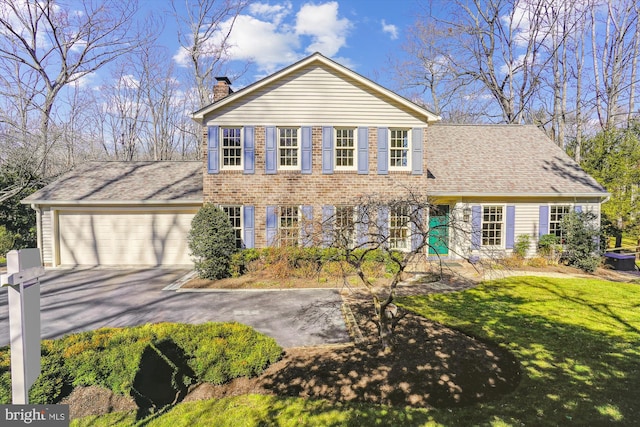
[0,322,282,404]
[230,247,400,278]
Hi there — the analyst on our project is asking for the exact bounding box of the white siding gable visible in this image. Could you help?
[204,65,428,127]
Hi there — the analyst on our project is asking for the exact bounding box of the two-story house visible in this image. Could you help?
[23,53,608,267]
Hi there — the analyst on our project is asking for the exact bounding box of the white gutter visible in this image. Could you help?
[21,199,204,206]
[427,191,610,198]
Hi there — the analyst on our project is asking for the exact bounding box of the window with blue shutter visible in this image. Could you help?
[410,206,423,251]
[322,205,335,246]
[265,126,277,174]
[377,206,389,245]
[301,126,312,174]
[356,210,369,246]
[207,126,219,174]
[471,205,481,250]
[301,205,313,246]
[411,128,423,175]
[322,126,334,174]
[266,206,277,245]
[539,205,549,236]
[506,205,515,249]
[243,206,255,248]
[377,128,388,175]
[357,127,368,174]
[243,126,254,174]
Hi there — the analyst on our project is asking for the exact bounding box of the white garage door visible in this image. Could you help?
[58,209,196,266]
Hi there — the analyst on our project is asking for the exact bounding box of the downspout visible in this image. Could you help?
[31,204,43,262]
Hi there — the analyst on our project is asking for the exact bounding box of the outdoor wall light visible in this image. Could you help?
[463,207,471,222]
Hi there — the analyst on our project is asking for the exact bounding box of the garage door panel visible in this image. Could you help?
[58,210,196,266]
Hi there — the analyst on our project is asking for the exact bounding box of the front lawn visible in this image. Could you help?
[72,276,640,426]
[400,276,640,425]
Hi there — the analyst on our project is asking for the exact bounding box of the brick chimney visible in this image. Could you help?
[213,77,233,102]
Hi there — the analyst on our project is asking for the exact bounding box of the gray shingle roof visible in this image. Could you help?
[425,124,608,197]
[23,161,203,204]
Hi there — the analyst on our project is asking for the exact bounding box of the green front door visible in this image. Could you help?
[428,205,449,255]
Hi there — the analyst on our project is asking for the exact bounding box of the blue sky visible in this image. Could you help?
[149,0,425,90]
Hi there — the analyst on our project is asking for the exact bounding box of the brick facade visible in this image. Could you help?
[203,125,429,247]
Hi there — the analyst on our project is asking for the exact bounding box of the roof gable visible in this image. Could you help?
[192,52,440,124]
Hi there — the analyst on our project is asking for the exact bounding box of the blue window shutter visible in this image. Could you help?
[574,205,583,213]
[302,126,312,174]
[539,206,549,236]
[411,128,423,175]
[411,206,423,251]
[356,209,369,246]
[243,127,254,174]
[243,206,255,248]
[207,126,219,174]
[265,126,277,174]
[377,206,389,244]
[301,205,313,246]
[357,127,369,174]
[377,127,388,175]
[322,205,335,247]
[266,206,277,246]
[322,126,334,174]
[506,205,515,249]
[471,205,481,250]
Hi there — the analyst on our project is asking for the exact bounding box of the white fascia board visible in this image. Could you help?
[427,191,610,199]
[21,199,204,206]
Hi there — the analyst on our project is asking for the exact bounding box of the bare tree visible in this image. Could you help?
[0,0,147,200]
[316,191,474,351]
[172,0,249,109]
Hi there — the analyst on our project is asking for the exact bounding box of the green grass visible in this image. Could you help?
[73,277,640,426]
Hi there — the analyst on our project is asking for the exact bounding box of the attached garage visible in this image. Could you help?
[23,162,203,267]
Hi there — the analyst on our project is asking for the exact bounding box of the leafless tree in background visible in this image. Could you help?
[172,0,249,109]
[0,0,148,200]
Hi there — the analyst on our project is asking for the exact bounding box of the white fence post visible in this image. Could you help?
[1,248,45,404]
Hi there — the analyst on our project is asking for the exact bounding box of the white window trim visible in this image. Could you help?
[548,203,574,242]
[220,205,244,248]
[389,205,411,252]
[334,127,357,171]
[388,128,412,171]
[278,205,301,247]
[334,205,357,247]
[277,127,301,171]
[220,127,243,171]
[481,204,505,248]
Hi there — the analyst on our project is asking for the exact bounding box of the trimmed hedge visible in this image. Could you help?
[0,322,282,404]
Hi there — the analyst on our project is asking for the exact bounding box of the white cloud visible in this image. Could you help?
[173,1,352,75]
[224,14,300,73]
[249,1,292,25]
[295,2,352,56]
[381,20,398,40]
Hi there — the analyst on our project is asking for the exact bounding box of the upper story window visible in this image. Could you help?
[389,205,410,250]
[482,205,503,247]
[550,205,571,242]
[335,128,356,170]
[278,127,299,170]
[389,129,410,170]
[221,127,242,169]
[221,205,243,249]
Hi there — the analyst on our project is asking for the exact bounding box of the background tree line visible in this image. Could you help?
[0,0,638,250]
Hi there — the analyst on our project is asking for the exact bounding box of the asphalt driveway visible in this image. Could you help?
[0,268,350,348]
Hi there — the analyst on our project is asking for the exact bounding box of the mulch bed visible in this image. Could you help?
[63,297,521,419]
